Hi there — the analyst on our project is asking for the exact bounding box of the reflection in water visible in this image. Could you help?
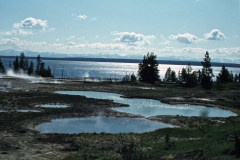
[18,110,40,112]
[35,104,68,108]
[35,117,175,134]
[55,91,237,117]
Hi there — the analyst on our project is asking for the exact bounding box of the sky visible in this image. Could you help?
[0,0,240,62]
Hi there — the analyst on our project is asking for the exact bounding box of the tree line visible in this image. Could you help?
[138,52,240,89]
[0,53,52,77]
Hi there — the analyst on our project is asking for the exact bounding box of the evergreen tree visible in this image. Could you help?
[28,61,34,75]
[170,70,176,82]
[234,74,238,83]
[164,67,172,81]
[138,52,159,81]
[13,56,19,72]
[130,73,137,82]
[35,55,41,74]
[46,66,52,77]
[19,53,25,70]
[201,51,214,89]
[122,74,130,82]
[186,72,198,88]
[197,70,202,82]
[0,58,6,74]
[19,53,29,71]
[217,65,230,83]
[39,62,45,76]
[229,71,234,83]
[181,68,187,82]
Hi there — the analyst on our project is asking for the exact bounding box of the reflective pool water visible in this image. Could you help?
[35,104,68,108]
[35,117,175,134]
[0,110,7,112]
[55,91,237,117]
[18,110,40,112]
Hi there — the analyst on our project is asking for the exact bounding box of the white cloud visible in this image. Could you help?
[1,37,240,62]
[169,33,199,44]
[13,17,48,31]
[160,35,170,45]
[67,42,77,46]
[0,37,47,51]
[1,29,32,36]
[66,36,76,40]
[1,17,49,36]
[204,29,225,40]
[77,15,87,20]
[112,32,155,46]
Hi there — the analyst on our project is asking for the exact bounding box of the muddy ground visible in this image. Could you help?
[0,77,239,159]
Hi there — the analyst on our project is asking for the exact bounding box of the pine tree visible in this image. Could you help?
[234,74,238,83]
[164,67,171,81]
[201,51,214,89]
[217,65,230,83]
[28,61,34,75]
[170,70,176,82]
[197,70,202,82]
[13,56,19,72]
[46,66,52,77]
[39,62,45,76]
[181,68,187,82]
[130,73,137,82]
[138,52,159,81]
[35,55,41,75]
[19,53,25,70]
[0,58,6,74]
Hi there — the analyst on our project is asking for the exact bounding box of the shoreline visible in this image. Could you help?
[0,77,240,159]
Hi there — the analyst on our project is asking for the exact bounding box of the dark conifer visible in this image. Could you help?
[13,56,19,72]
[138,52,159,81]
[201,51,214,89]
[28,61,34,75]
[0,58,6,74]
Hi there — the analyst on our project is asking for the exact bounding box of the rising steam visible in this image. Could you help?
[1,69,62,84]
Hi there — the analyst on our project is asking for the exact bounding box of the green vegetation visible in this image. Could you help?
[201,51,214,89]
[0,58,5,73]
[60,117,240,160]
[135,51,239,90]
[138,52,159,82]
[122,73,137,83]
[11,53,53,77]
[217,65,234,83]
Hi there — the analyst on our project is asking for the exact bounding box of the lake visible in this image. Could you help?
[1,57,240,80]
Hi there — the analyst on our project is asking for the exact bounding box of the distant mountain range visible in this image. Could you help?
[0,49,240,68]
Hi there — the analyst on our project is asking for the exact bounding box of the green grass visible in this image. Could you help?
[62,117,240,160]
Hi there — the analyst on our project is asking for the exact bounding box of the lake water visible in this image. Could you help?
[35,117,175,134]
[1,57,240,79]
[35,104,68,108]
[55,91,237,117]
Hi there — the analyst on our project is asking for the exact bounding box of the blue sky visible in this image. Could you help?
[0,0,240,62]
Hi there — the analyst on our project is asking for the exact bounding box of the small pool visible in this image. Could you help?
[18,110,40,112]
[0,110,7,112]
[55,91,237,117]
[35,104,68,108]
[35,117,175,134]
